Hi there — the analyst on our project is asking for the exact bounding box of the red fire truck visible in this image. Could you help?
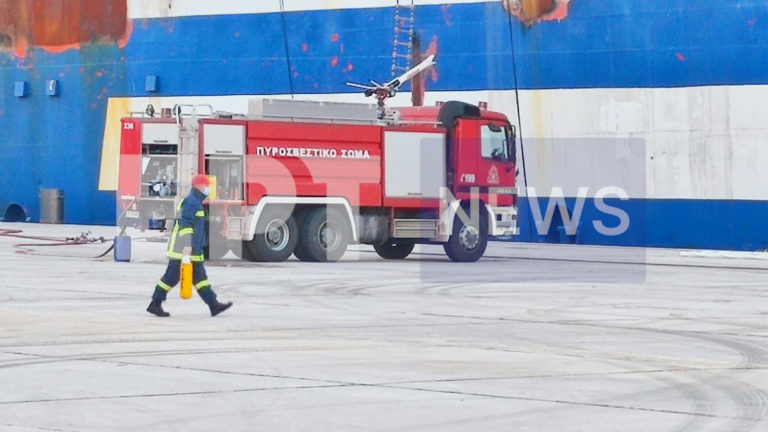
[118,97,518,262]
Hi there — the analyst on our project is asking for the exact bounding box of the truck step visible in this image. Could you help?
[393,219,438,239]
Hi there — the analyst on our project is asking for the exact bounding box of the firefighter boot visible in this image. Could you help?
[197,287,232,317]
[146,299,170,317]
[209,300,233,317]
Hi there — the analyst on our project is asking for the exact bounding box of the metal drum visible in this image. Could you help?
[39,189,64,224]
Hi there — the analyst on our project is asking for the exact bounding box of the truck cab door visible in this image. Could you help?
[452,118,516,205]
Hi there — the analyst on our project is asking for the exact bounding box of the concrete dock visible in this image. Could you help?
[1,222,767,431]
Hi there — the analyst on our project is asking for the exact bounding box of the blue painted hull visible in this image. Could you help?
[517,198,768,251]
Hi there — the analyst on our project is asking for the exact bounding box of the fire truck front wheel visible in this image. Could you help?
[443,209,488,262]
[246,208,298,262]
[296,207,349,262]
[373,239,415,260]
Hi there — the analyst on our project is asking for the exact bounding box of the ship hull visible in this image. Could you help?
[1,1,766,250]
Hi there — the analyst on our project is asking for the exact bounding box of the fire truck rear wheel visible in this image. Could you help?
[240,240,257,261]
[292,209,311,262]
[297,207,349,262]
[373,239,415,260]
[246,208,298,262]
[443,209,488,262]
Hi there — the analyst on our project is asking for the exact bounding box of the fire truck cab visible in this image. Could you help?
[118,99,518,262]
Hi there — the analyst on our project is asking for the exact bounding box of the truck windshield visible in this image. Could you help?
[481,124,509,161]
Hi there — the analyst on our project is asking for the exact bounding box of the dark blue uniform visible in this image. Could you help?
[152,188,217,305]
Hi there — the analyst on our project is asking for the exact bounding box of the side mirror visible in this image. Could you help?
[488,123,502,133]
[507,124,517,164]
[173,104,183,127]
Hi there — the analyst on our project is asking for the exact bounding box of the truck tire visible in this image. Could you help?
[443,209,488,262]
[292,241,311,262]
[292,209,312,262]
[297,207,349,262]
[374,239,415,260]
[245,208,298,262]
[241,240,257,262]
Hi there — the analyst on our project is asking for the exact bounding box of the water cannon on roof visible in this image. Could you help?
[346,54,436,117]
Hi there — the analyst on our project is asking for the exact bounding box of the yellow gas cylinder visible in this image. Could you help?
[180,256,193,299]
[208,175,217,201]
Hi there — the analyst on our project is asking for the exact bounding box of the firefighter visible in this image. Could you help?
[146,174,233,317]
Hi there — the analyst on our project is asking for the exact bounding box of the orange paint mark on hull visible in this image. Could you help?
[13,36,29,58]
[118,20,134,50]
[38,42,84,55]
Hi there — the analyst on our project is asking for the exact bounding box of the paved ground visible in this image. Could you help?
[1,221,768,431]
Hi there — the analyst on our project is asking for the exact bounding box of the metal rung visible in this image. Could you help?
[394,219,438,228]
[394,230,432,238]
[392,0,416,79]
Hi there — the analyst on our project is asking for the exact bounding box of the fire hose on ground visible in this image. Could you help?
[0,198,149,258]
[0,228,115,258]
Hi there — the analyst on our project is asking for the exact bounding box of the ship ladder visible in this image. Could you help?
[391,0,416,79]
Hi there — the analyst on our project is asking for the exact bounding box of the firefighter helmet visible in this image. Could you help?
[191,174,210,188]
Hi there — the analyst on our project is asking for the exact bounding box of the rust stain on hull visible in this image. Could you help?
[410,35,439,107]
[0,0,128,57]
[502,0,572,26]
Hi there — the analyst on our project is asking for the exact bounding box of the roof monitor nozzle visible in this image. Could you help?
[346,54,436,118]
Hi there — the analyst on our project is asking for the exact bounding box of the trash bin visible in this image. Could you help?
[39,189,64,224]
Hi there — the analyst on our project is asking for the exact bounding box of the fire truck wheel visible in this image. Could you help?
[297,207,349,262]
[292,242,311,262]
[240,240,257,261]
[373,239,415,260]
[292,209,312,262]
[246,208,298,262]
[443,209,488,262]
